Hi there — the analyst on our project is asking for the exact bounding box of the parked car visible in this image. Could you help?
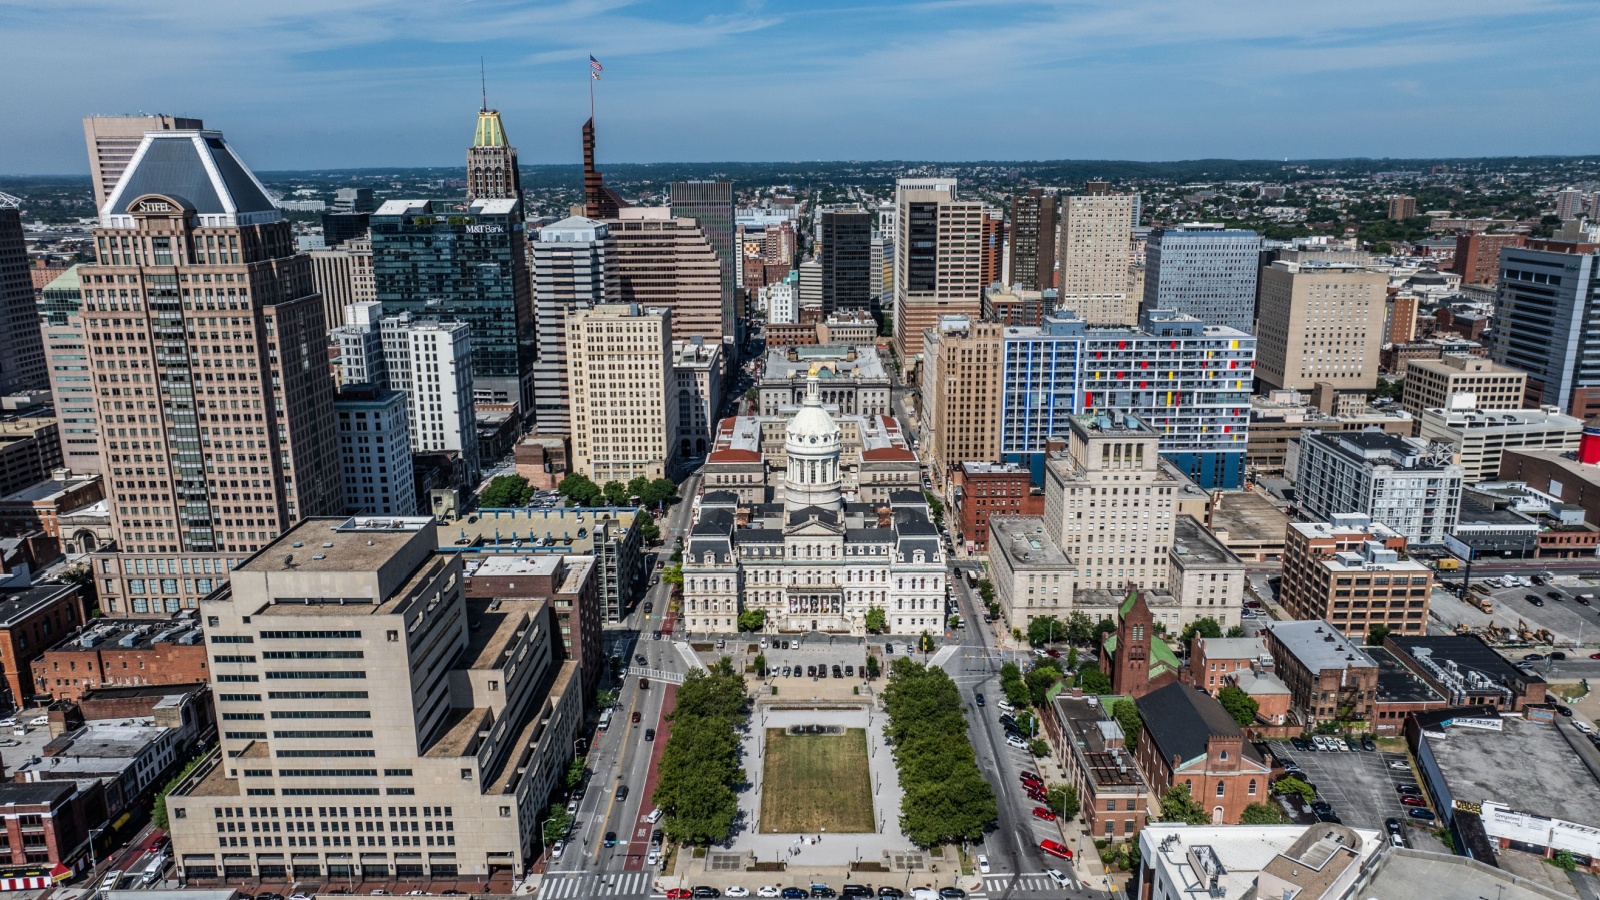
[757,889,782,899]
[1408,808,1437,821]
[1577,721,1595,735]
[1361,736,1377,752]
[1400,796,1426,807]
[691,888,722,899]
[1032,806,1056,821]
[1396,785,1421,796]
[1040,840,1073,860]
[666,891,693,900]
[1551,652,1568,661]
[1290,737,1310,752]
[977,854,990,874]
[1389,761,1410,770]
[725,889,750,898]
[875,889,905,899]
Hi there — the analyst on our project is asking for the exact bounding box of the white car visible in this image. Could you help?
[996,700,1016,713]
[1006,735,1028,750]
[1389,761,1410,770]
[0,718,14,728]
[1046,869,1070,886]
[757,888,781,898]
[726,889,750,898]
[645,807,664,823]
[551,840,565,860]
[912,890,940,900]
[28,716,46,726]
[977,854,990,874]
[1577,720,1595,735]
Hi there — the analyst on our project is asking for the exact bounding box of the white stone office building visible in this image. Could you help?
[1290,429,1464,546]
[1417,403,1582,485]
[681,378,946,635]
[566,304,679,482]
[167,517,581,883]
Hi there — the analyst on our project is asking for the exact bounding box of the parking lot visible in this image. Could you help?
[1266,740,1429,832]
[1430,577,1600,648]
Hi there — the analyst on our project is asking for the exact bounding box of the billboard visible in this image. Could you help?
[1442,533,1474,561]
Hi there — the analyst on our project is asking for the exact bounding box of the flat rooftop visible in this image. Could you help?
[464,598,545,671]
[239,516,434,576]
[1359,849,1571,900]
[0,584,77,627]
[1369,646,1443,705]
[44,616,203,654]
[1140,824,1381,900]
[1388,634,1542,690]
[989,517,1072,567]
[470,555,563,578]
[1208,490,1292,545]
[439,506,637,552]
[0,475,99,505]
[1427,715,1600,827]
[1171,516,1244,568]
[1264,620,1376,674]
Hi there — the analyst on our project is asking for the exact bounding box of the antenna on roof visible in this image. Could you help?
[481,57,488,112]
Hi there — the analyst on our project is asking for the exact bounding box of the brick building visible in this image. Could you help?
[1261,620,1380,731]
[1277,516,1433,640]
[1133,681,1272,825]
[29,616,210,702]
[1449,231,1525,285]
[1101,591,1181,698]
[951,462,1042,553]
[0,474,106,558]
[1184,636,1270,695]
[0,584,86,708]
[1047,695,1150,842]
[1385,633,1546,712]
[0,780,107,885]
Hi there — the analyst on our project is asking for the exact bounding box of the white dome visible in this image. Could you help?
[786,376,839,446]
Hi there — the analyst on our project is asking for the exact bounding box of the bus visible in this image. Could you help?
[598,709,613,732]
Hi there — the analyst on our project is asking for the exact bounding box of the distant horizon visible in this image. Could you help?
[5,1,1599,175]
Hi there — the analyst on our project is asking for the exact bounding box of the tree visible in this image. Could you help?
[1180,617,1223,647]
[737,609,767,632]
[1064,611,1097,646]
[654,668,749,846]
[642,477,680,507]
[61,564,99,617]
[1046,783,1080,819]
[1027,616,1064,647]
[1112,698,1143,750]
[1160,784,1210,825]
[1554,849,1578,872]
[976,578,996,605]
[1218,685,1260,727]
[1240,802,1287,825]
[543,808,574,844]
[636,510,661,545]
[479,475,533,508]
[1066,646,1079,670]
[1093,617,1118,641]
[864,654,880,679]
[662,562,684,586]
[882,659,998,846]
[594,689,617,710]
[1000,662,1031,707]
[923,491,945,528]
[1367,623,1392,647]
[1029,738,1050,757]
[564,757,587,789]
[1374,377,1404,401]
[603,480,631,507]
[917,631,936,653]
[558,473,603,507]
[1273,776,1317,805]
[1077,664,1111,696]
[753,653,768,676]
[1225,626,1247,639]
[1025,666,1060,707]
[627,476,651,504]
[864,606,888,634]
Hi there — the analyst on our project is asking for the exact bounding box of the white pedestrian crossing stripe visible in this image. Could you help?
[539,871,653,899]
[984,872,1069,892]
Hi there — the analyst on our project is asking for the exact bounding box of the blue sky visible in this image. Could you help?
[3,0,1599,174]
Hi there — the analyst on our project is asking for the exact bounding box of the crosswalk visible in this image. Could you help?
[539,870,654,899]
[985,871,1072,893]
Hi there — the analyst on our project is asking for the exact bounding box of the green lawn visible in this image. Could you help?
[760,728,875,833]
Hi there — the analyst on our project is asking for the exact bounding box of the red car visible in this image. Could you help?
[1040,840,1073,860]
[1019,773,1043,787]
[1400,796,1426,807]
[1032,806,1056,821]
[666,891,692,900]
[1026,788,1047,803]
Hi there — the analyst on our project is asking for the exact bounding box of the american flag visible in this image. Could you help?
[589,56,603,80]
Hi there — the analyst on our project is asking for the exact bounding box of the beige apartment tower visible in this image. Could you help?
[1254,261,1389,392]
[165,516,581,882]
[609,209,725,343]
[892,179,984,362]
[83,114,204,210]
[1058,184,1140,326]
[84,128,343,616]
[566,303,679,482]
[920,318,1004,483]
[1400,356,1529,424]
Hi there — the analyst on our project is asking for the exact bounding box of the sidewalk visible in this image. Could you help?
[1025,744,1109,888]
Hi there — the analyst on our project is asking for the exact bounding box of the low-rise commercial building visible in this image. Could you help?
[1278,516,1432,640]
[0,781,108,886]
[0,472,106,556]
[1386,634,1546,711]
[0,583,87,707]
[1262,620,1379,732]
[1046,695,1149,842]
[1185,636,1270,695]
[1136,823,1382,900]
[30,616,209,702]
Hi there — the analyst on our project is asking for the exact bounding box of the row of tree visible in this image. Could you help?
[652,664,749,846]
[881,657,998,846]
[557,473,680,510]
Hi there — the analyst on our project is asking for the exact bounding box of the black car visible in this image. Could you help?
[975,692,986,707]
[615,785,628,801]
[1549,590,1565,601]
[1315,810,1343,823]
[807,665,817,677]
[691,888,721,899]
[845,665,855,677]
[810,888,837,899]
[1396,785,1421,796]
[939,890,967,899]
[1408,808,1437,821]
[1385,817,1403,834]
[999,714,1018,730]
[1526,594,1546,607]
[635,655,648,665]
[876,889,905,899]
[1311,800,1333,813]
[645,728,656,741]
[652,829,664,844]
[1551,652,1568,661]
[604,831,618,847]
[644,602,654,613]
[842,887,874,898]
[832,665,843,678]
[1290,737,1310,752]
[1557,705,1575,717]
[1361,736,1376,752]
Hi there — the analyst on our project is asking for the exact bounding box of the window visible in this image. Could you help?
[1216,781,1226,797]
[1248,779,1257,796]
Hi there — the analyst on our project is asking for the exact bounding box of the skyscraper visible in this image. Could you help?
[670,181,735,335]
[1254,261,1388,392]
[610,209,724,343]
[819,208,873,314]
[39,265,100,473]
[1489,237,1600,417]
[370,198,533,415]
[1008,188,1056,292]
[81,114,204,210]
[981,209,1004,289]
[1141,224,1261,332]
[530,216,618,436]
[1059,184,1141,326]
[566,304,678,481]
[334,382,417,515]
[892,178,984,361]
[83,127,343,615]
[0,194,48,393]
[582,118,628,220]
[466,107,521,202]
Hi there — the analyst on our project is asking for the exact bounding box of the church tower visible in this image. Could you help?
[467,107,521,202]
[782,374,843,514]
[1110,590,1155,697]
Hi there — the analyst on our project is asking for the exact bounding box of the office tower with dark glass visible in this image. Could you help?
[670,181,735,338]
[1141,224,1262,332]
[1008,188,1056,292]
[1489,237,1600,418]
[529,217,618,436]
[820,208,873,314]
[466,108,521,202]
[369,198,533,416]
[0,194,48,393]
[82,115,204,209]
[82,128,343,615]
